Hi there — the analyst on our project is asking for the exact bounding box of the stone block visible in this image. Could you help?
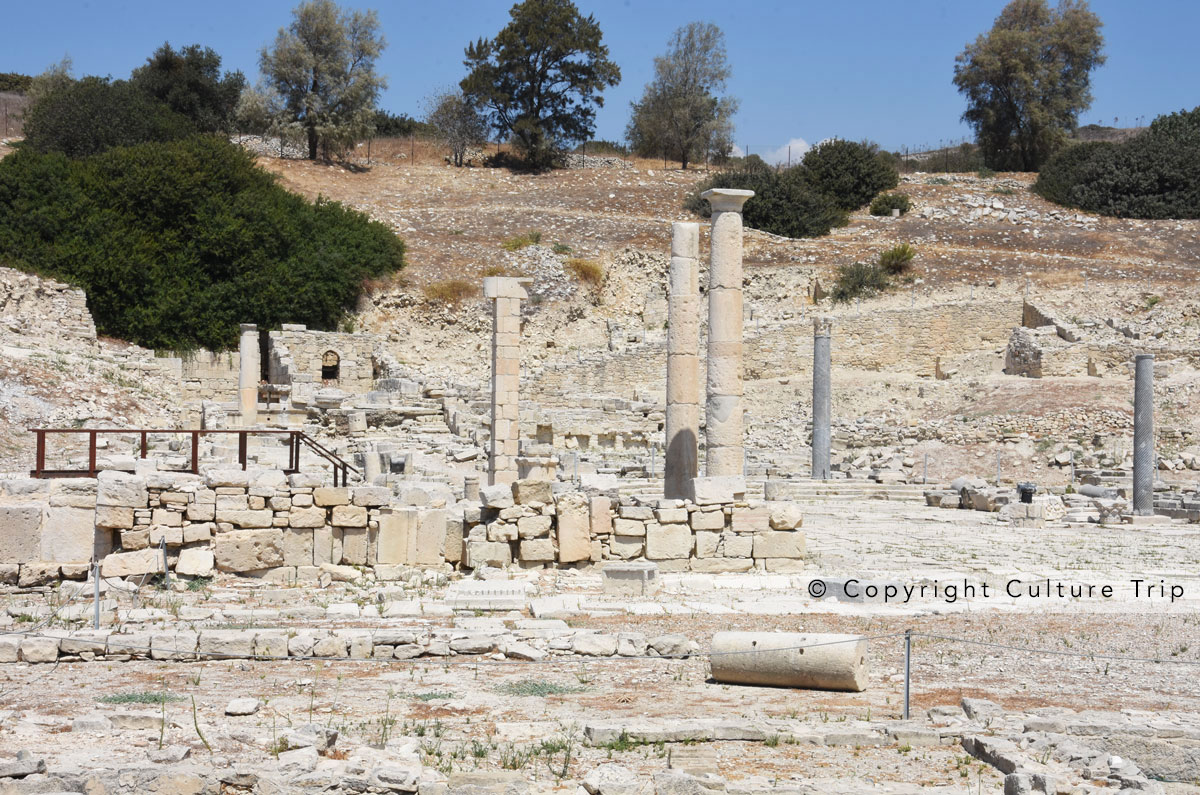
[377,509,445,566]
[213,529,284,573]
[289,506,326,528]
[589,496,613,537]
[645,525,694,560]
[517,515,552,539]
[97,472,147,508]
[313,487,350,507]
[149,525,184,547]
[183,523,213,543]
[480,483,514,509]
[602,561,660,596]
[41,506,101,563]
[151,508,182,527]
[352,486,391,507]
[95,505,134,531]
[206,470,249,488]
[17,562,59,587]
[722,533,752,558]
[691,476,745,505]
[313,526,341,565]
[214,509,273,528]
[694,531,721,558]
[0,505,42,563]
[487,521,518,542]
[339,527,368,565]
[176,548,214,577]
[689,557,754,573]
[186,502,215,521]
[519,538,555,562]
[20,636,59,663]
[331,505,368,527]
[768,502,804,530]
[613,518,646,536]
[752,531,805,559]
[609,536,644,559]
[120,529,149,550]
[689,509,725,531]
[464,540,512,569]
[731,505,770,534]
[655,508,689,524]
[513,479,552,505]
[99,547,160,578]
[556,492,591,564]
[281,527,314,566]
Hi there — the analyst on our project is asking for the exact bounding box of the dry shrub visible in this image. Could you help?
[482,265,511,277]
[565,257,604,286]
[423,279,478,305]
[501,230,542,251]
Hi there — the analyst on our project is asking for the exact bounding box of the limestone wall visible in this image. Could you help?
[0,266,97,346]
[178,350,241,404]
[268,325,376,394]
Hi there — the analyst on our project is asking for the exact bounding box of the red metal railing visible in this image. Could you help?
[29,429,358,486]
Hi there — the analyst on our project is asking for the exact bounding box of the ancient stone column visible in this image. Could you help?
[1133,353,1155,515]
[812,317,832,480]
[484,277,529,486]
[710,631,869,692]
[701,188,754,477]
[238,323,259,426]
[664,221,701,499]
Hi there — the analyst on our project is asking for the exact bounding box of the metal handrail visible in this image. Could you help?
[29,428,358,486]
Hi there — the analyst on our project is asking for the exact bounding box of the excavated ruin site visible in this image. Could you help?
[0,145,1198,794]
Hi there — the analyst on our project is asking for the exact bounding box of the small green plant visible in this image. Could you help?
[830,261,890,304]
[551,242,572,254]
[869,192,911,216]
[565,257,604,287]
[497,679,588,698]
[878,243,915,275]
[98,691,184,705]
[499,744,531,770]
[186,576,212,592]
[412,690,455,702]
[1145,294,1161,309]
[501,230,542,251]
[992,186,1015,195]
[764,734,781,747]
[927,176,951,185]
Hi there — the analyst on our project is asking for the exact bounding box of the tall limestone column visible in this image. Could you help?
[485,277,529,486]
[1132,353,1155,515]
[238,323,259,426]
[812,317,832,480]
[664,222,701,499]
[701,188,754,477]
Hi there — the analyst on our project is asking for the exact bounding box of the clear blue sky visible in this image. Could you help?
[3,0,1195,161]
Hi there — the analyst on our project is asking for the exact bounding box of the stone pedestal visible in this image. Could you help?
[1132,353,1154,515]
[701,188,754,477]
[665,222,701,499]
[484,277,530,486]
[812,317,832,480]
[238,324,259,426]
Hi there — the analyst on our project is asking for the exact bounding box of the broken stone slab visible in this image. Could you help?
[962,734,1022,774]
[572,632,618,657]
[443,581,531,611]
[584,719,764,746]
[0,751,46,779]
[225,698,261,716]
[582,762,640,795]
[281,724,338,753]
[690,475,745,505]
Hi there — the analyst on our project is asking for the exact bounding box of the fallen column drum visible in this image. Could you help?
[709,632,869,692]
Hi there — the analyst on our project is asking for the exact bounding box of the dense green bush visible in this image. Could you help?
[0,135,404,349]
[800,139,898,210]
[684,166,849,239]
[130,43,246,134]
[1033,107,1200,218]
[22,77,195,158]
[869,192,911,216]
[829,262,890,303]
[372,110,436,138]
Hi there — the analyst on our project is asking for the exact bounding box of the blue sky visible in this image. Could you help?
[3,0,1196,161]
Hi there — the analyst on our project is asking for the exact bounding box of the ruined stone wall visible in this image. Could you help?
[178,350,241,404]
[0,266,97,346]
[268,325,376,394]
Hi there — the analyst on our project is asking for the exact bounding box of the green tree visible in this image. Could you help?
[800,139,898,211]
[425,90,488,167]
[954,0,1105,171]
[258,0,387,160]
[0,73,33,94]
[626,22,737,169]
[22,76,194,158]
[131,43,246,133]
[461,0,620,170]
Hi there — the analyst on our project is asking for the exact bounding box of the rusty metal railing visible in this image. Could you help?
[29,428,358,486]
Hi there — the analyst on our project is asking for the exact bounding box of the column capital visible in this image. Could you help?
[813,316,833,337]
[701,188,754,212]
[483,276,531,300]
[239,323,258,333]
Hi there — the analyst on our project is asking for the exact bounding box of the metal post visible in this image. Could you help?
[922,453,928,485]
[191,431,199,474]
[140,431,147,459]
[160,536,169,589]
[1070,451,1075,484]
[88,431,97,476]
[239,432,248,470]
[35,430,45,477]
[903,629,912,720]
[996,451,1001,486]
[1133,354,1155,515]
[93,559,101,630]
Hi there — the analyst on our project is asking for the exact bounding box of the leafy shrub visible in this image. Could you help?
[21,76,195,158]
[501,230,542,250]
[685,166,848,239]
[869,192,911,216]
[565,257,603,286]
[879,243,915,275]
[1033,106,1200,218]
[829,262,890,304]
[800,139,899,210]
[0,136,404,349]
[0,73,33,94]
[129,43,246,134]
[423,279,477,305]
[574,140,627,156]
[372,110,436,138]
